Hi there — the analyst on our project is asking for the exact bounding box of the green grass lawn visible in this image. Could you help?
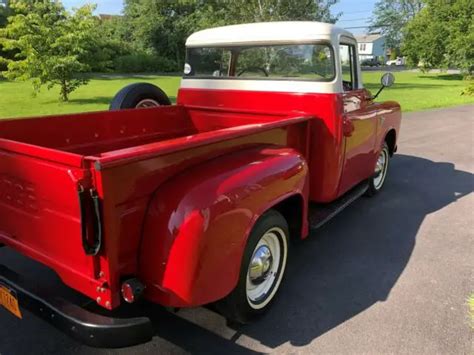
[363,71,474,112]
[0,71,473,119]
[0,75,180,119]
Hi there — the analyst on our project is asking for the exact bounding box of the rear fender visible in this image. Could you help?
[138,146,309,307]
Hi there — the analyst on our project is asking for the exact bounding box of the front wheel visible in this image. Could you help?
[366,142,390,196]
[216,210,289,324]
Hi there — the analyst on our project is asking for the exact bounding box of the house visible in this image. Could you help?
[355,34,387,62]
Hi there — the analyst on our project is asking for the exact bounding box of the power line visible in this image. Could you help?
[343,24,390,29]
[340,9,375,15]
[338,17,372,22]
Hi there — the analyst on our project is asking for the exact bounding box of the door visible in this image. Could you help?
[338,42,379,195]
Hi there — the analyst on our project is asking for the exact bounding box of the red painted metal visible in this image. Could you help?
[0,85,400,310]
[139,146,308,307]
[0,106,312,308]
[178,87,401,201]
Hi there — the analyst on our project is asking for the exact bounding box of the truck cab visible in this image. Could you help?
[0,22,400,347]
[179,21,400,201]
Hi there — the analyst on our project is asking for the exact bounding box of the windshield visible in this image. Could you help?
[184,43,335,81]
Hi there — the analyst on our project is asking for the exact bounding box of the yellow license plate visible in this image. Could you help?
[0,284,22,319]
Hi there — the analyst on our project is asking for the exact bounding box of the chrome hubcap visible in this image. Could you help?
[374,147,388,189]
[248,245,273,284]
[136,99,160,108]
[246,227,287,310]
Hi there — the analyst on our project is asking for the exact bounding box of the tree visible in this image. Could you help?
[123,0,223,70]
[369,0,424,51]
[0,1,101,101]
[88,16,132,72]
[122,0,340,71]
[0,2,13,70]
[0,5,10,28]
[402,0,474,73]
[219,0,339,23]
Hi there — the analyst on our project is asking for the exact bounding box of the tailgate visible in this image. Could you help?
[0,146,116,309]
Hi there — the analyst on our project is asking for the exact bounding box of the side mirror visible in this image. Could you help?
[381,72,395,87]
[371,72,395,100]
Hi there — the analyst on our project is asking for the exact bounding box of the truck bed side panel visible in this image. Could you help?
[91,121,310,296]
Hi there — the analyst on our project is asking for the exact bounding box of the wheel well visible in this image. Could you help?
[385,129,397,156]
[271,194,304,240]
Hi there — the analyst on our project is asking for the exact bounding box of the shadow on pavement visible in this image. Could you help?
[1,154,472,354]
[227,154,473,349]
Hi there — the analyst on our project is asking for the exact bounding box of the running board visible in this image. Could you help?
[309,182,368,230]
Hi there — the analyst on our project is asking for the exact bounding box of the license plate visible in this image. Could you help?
[0,284,22,319]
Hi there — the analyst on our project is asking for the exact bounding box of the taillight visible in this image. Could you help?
[121,278,145,303]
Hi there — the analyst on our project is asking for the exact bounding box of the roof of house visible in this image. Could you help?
[354,34,384,43]
[186,21,355,47]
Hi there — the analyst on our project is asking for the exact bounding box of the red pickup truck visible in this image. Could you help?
[0,22,401,347]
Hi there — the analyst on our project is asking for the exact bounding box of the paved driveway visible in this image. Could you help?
[1,105,473,354]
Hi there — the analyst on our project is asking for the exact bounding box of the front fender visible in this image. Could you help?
[138,146,308,307]
[377,101,401,150]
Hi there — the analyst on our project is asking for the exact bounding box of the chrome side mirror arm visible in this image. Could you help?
[370,72,395,100]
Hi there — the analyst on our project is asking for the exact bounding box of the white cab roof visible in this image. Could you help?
[186,21,355,47]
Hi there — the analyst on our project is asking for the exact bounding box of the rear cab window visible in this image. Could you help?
[185,43,336,82]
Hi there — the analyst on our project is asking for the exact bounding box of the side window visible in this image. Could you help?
[339,44,358,91]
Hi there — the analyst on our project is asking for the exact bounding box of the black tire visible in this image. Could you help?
[216,210,289,324]
[366,142,390,196]
[109,83,171,110]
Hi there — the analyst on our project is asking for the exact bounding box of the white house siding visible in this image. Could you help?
[358,42,373,56]
[355,34,386,62]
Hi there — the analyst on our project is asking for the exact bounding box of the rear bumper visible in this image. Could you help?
[0,265,153,348]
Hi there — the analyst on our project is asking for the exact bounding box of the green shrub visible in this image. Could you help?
[0,56,8,72]
[113,53,177,73]
[461,76,474,96]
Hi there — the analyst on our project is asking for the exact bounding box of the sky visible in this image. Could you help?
[62,0,123,15]
[332,0,377,34]
[63,0,377,34]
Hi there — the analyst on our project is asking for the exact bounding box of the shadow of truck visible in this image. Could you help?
[227,154,473,349]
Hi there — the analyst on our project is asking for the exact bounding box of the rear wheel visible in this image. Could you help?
[366,142,390,196]
[109,83,171,110]
[216,210,289,324]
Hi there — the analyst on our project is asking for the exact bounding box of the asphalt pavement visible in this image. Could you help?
[1,104,473,354]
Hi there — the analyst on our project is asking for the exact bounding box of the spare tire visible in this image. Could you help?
[109,82,171,110]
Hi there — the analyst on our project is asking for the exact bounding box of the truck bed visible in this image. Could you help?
[0,105,294,157]
[0,105,311,309]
